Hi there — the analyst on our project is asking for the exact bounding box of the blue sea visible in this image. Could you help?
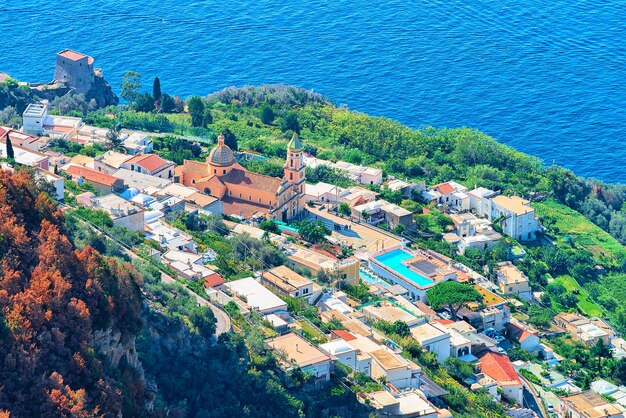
[1,1,625,182]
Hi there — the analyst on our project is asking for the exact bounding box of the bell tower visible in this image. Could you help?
[284,133,306,214]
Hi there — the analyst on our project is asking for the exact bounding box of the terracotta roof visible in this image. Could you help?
[505,322,536,343]
[416,301,438,318]
[221,196,270,218]
[66,165,121,187]
[434,182,455,195]
[220,168,282,194]
[331,330,357,341]
[434,319,454,326]
[479,352,520,386]
[58,49,88,61]
[126,154,171,172]
[204,273,225,288]
[177,159,208,178]
[0,128,39,145]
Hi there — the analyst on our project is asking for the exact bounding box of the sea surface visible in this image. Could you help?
[1,1,625,182]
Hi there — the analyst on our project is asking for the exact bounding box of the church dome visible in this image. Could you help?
[208,133,236,167]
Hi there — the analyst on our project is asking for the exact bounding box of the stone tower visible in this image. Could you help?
[53,49,95,95]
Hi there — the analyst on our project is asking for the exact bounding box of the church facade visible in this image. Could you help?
[174,133,306,221]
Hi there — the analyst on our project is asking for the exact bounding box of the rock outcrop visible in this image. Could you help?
[85,74,119,108]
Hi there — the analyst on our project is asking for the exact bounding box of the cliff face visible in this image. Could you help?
[94,328,142,371]
[86,74,119,108]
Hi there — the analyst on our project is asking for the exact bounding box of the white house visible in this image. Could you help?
[495,262,532,300]
[226,277,288,315]
[123,132,153,154]
[35,168,64,201]
[319,339,371,376]
[303,182,344,203]
[261,265,322,304]
[410,323,452,364]
[469,187,497,217]
[488,195,539,241]
[479,352,523,405]
[267,333,333,382]
[121,154,175,179]
[22,103,48,136]
[423,181,470,211]
[505,321,540,352]
[342,334,422,390]
[89,193,145,232]
[145,219,196,253]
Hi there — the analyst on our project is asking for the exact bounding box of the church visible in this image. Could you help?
[174,133,306,221]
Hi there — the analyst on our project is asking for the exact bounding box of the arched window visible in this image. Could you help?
[204,187,211,195]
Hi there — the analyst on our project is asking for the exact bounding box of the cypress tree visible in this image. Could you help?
[153,77,162,102]
[6,134,14,159]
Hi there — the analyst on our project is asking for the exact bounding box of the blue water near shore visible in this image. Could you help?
[1,1,625,182]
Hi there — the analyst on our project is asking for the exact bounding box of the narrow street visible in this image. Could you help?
[160,273,231,336]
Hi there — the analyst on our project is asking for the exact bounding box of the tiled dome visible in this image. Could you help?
[208,133,236,167]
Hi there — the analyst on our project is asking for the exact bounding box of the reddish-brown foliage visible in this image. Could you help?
[0,169,144,417]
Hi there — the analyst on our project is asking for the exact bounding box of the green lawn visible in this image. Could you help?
[533,199,626,267]
[298,320,327,344]
[554,275,603,318]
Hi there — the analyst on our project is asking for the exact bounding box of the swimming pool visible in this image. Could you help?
[374,249,434,288]
[275,221,300,235]
[359,269,390,287]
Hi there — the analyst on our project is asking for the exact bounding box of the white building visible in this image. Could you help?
[410,323,451,364]
[303,182,344,203]
[145,219,196,253]
[121,154,175,179]
[422,181,470,211]
[22,103,48,136]
[304,155,383,185]
[123,132,153,154]
[495,262,532,300]
[226,277,288,315]
[22,102,82,139]
[488,195,539,241]
[90,193,145,232]
[261,265,322,304]
[469,187,497,217]
[267,333,333,382]
[319,339,371,376]
[35,168,64,201]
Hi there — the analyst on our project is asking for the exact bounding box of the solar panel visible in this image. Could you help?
[409,259,438,277]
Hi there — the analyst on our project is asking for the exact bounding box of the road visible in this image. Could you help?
[69,211,231,337]
[523,386,545,418]
[161,273,231,336]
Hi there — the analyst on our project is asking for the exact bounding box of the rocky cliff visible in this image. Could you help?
[86,74,119,108]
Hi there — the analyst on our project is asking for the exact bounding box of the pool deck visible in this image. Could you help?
[306,206,401,253]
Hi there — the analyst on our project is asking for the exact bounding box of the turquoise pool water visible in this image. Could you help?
[275,221,299,235]
[374,249,434,288]
[360,270,390,287]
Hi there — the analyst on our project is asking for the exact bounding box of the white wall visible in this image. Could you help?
[422,334,451,364]
[302,360,331,382]
[113,211,145,232]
